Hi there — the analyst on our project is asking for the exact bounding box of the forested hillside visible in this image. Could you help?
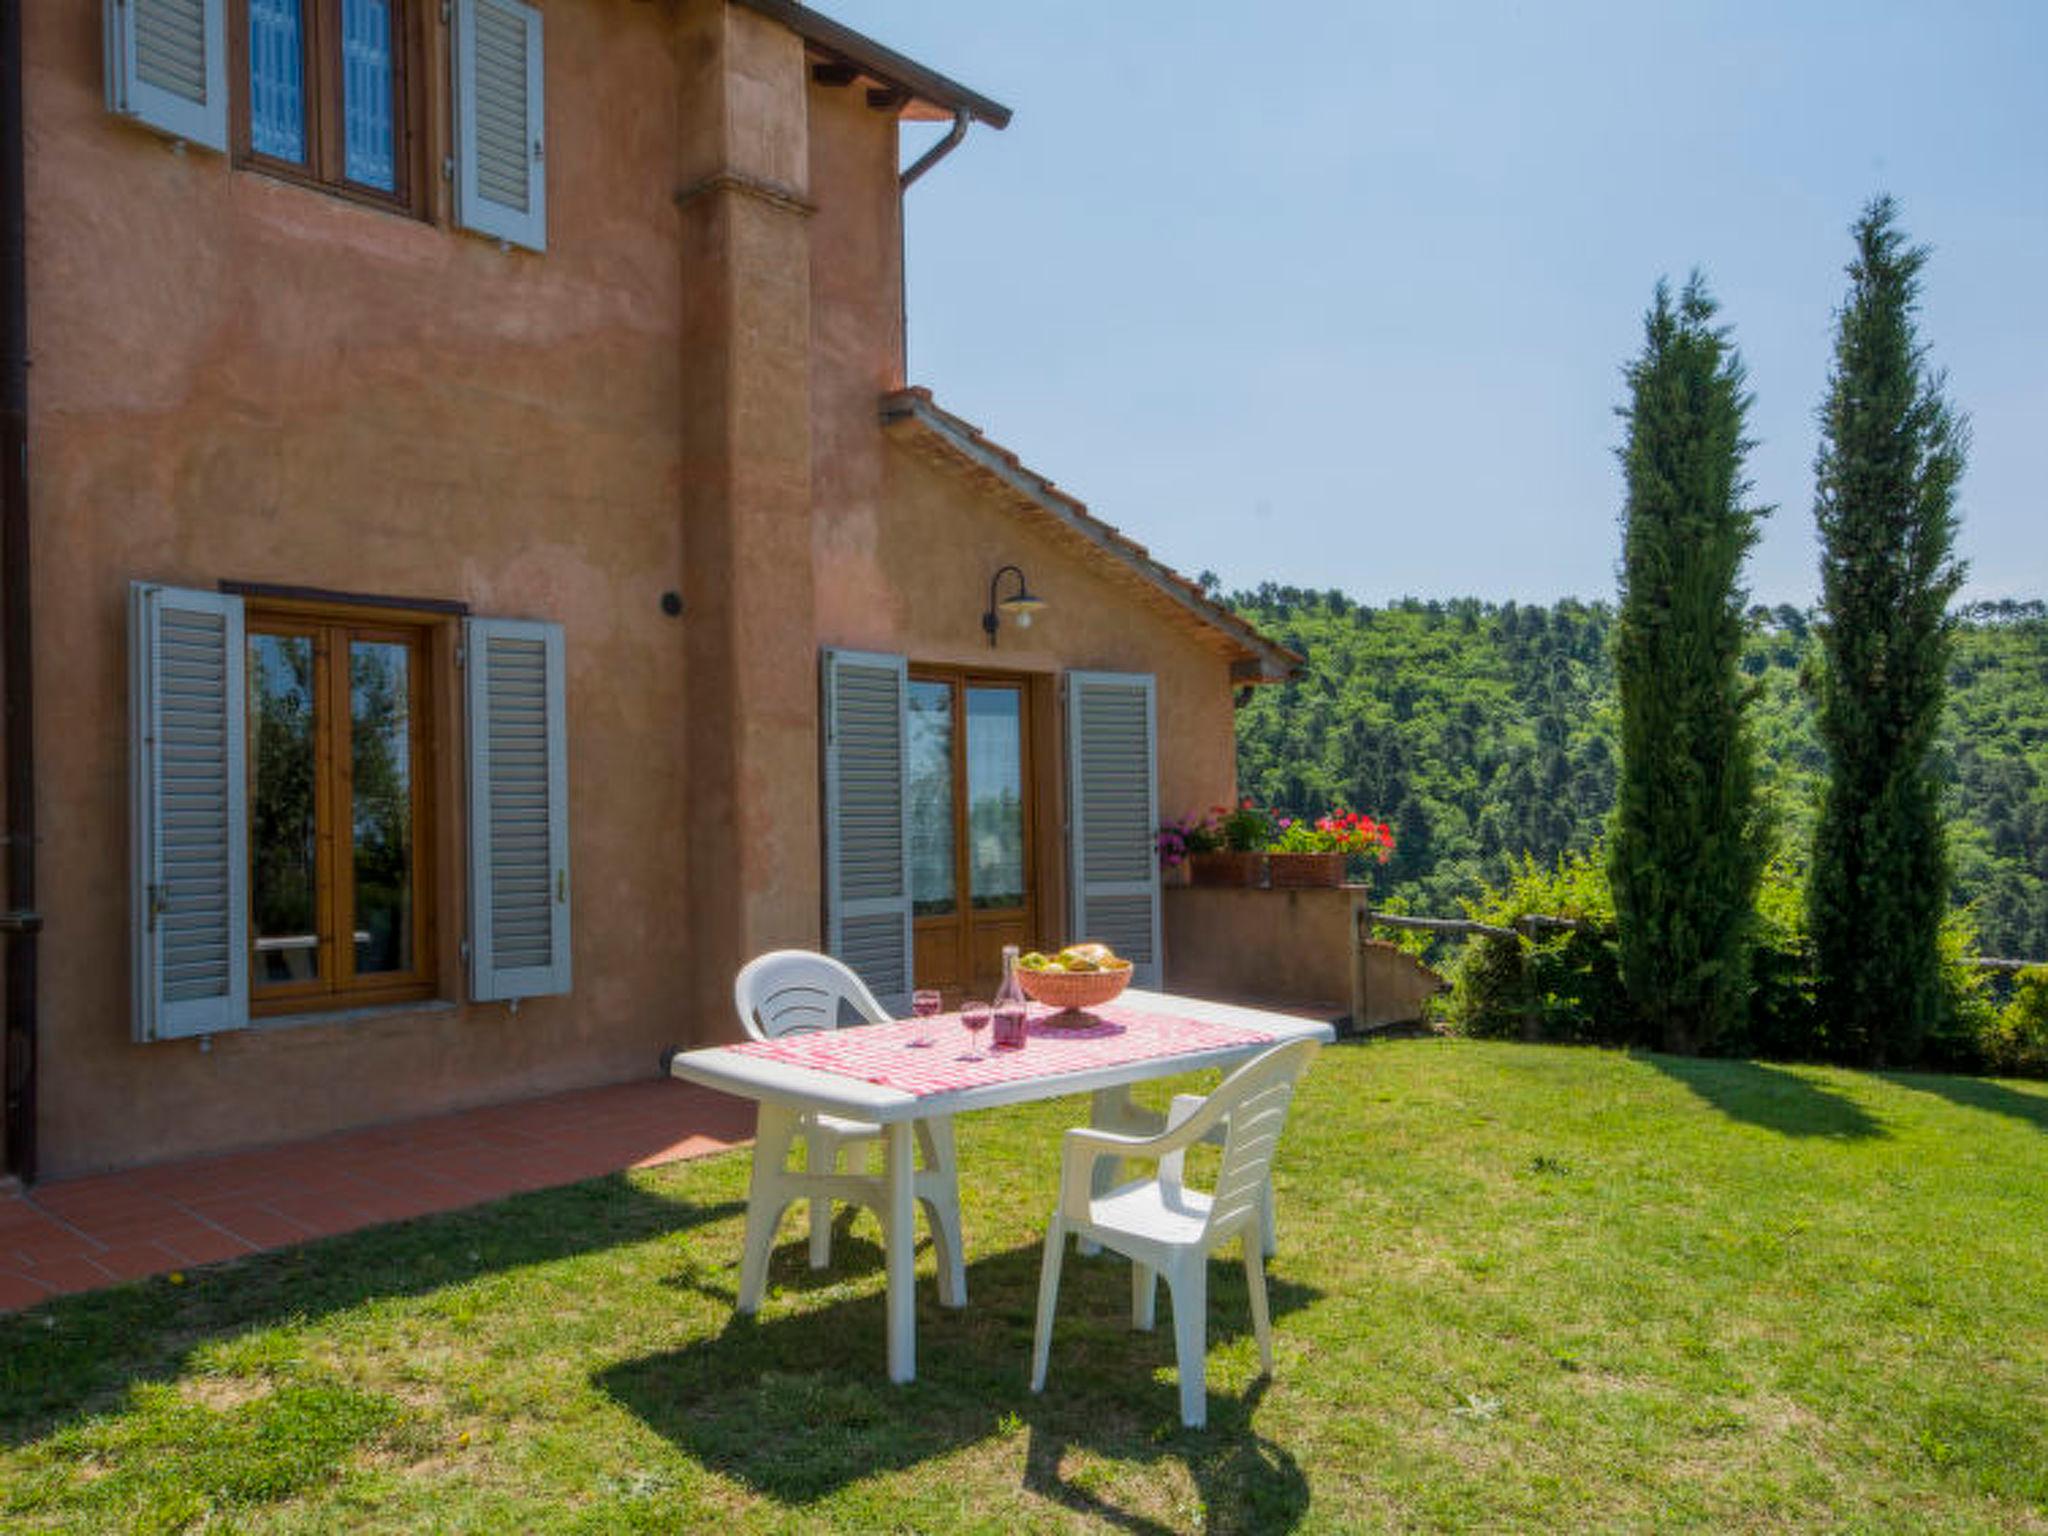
[1228,591,2048,961]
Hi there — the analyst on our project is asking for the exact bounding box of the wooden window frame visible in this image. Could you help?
[247,599,441,1018]
[908,667,1041,971]
[229,0,429,219]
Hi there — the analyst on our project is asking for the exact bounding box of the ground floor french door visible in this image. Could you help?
[907,669,1039,1000]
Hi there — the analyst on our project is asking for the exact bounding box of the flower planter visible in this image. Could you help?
[1188,850,1267,887]
[1266,851,1345,888]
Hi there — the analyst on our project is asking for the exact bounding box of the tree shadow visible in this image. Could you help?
[598,1237,1320,1529]
[0,1175,745,1448]
[1880,1070,2048,1133]
[1639,1054,1886,1140]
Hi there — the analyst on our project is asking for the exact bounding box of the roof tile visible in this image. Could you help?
[879,389,1301,681]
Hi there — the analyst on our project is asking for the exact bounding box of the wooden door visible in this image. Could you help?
[908,670,1039,1001]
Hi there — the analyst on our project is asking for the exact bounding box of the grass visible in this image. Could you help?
[3,1039,2047,1532]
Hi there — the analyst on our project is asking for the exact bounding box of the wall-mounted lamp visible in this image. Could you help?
[982,564,1047,647]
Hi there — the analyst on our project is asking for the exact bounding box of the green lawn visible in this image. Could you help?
[4,1040,2047,1532]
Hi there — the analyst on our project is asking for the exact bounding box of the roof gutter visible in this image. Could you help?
[734,0,1011,129]
[899,108,969,192]
[0,0,38,1185]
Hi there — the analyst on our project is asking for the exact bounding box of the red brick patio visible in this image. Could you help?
[0,1078,754,1313]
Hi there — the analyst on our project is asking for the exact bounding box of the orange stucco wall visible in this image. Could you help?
[674,4,823,1039]
[803,82,1240,836]
[814,443,1241,823]
[18,0,1244,1177]
[1163,887,1448,1024]
[26,0,694,1176]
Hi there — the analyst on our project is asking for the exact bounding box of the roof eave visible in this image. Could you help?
[881,389,1302,683]
[734,0,1013,129]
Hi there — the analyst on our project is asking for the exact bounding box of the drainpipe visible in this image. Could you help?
[895,109,970,388]
[898,108,969,192]
[1,0,40,1185]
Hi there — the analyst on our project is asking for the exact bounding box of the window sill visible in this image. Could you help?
[244,997,460,1037]
[234,157,430,225]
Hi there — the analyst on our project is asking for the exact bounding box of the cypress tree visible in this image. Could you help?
[1808,197,1967,1066]
[1609,276,1768,1056]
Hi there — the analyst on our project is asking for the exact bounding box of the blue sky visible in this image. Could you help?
[828,1,2047,608]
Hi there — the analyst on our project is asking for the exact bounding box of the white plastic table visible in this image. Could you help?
[666,989,1335,1383]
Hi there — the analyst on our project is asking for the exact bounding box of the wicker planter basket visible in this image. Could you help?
[1188,851,1267,887]
[1016,963,1132,1013]
[1267,852,1345,888]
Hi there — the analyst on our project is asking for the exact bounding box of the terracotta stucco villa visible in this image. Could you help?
[0,0,1296,1182]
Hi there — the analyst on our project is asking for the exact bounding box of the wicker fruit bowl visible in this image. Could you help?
[1016,962,1132,1013]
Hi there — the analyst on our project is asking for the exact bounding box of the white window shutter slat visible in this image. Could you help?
[105,0,229,152]
[1066,671,1163,990]
[822,649,913,1016]
[130,582,249,1041]
[466,617,571,1001]
[453,0,547,252]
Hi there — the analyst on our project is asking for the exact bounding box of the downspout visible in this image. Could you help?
[897,108,969,192]
[894,109,970,390]
[0,0,40,1185]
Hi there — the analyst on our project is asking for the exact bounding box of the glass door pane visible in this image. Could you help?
[907,679,956,917]
[249,632,319,984]
[966,687,1025,910]
[350,639,414,975]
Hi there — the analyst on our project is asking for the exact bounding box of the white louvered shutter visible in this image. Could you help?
[822,649,913,1016]
[130,583,249,1041]
[453,0,546,252]
[466,617,571,1001]
[1066,672,1163,989]
[104,0,229,151]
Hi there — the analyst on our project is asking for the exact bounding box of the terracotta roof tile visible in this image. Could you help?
[879,389,1301,681]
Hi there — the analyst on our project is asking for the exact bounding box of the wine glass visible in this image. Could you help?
[960,1000,991,1059]
[910,988,943,1046]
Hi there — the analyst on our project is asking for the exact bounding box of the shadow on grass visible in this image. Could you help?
[1880,1070,2048,1133]
[0,1175,744,1448]
[1640,1054,1886,1140]
[600,1237,1318,1530]
[1021,1378,1308,1536]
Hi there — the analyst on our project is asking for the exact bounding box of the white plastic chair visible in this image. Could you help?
[732,951,965,1301]
[1082,1089,1280,1259]
[1030,1037,1320,1428]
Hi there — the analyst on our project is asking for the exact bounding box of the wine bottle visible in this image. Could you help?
[993,944,1029,1048]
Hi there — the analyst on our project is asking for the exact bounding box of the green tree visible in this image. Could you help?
[1808,197,1968,1065]
[1606,276,1768,1056]
[1226,589,2045,969]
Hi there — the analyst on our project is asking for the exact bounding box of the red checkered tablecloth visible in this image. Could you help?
[727,1003,1277,1097]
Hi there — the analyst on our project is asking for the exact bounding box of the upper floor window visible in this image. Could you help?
[234,0,423,212]
[108,0,547,249]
